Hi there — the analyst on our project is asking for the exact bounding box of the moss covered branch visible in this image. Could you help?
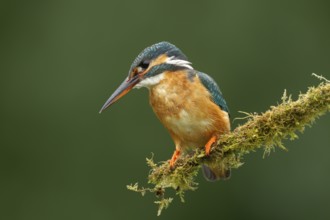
[127,74,330,216]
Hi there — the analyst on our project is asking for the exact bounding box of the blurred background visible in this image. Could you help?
[1,0,329,219]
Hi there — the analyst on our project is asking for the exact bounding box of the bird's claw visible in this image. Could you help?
[205,135,217,155]
[169,149,181,169]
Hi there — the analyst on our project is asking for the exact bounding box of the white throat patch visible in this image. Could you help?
[134,73,165,89]
[166,56,193,69]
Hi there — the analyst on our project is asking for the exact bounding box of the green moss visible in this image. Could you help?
[127,75,330,215]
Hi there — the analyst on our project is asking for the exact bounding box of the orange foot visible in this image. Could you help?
[169,149,181,169]
[205,135,217,155]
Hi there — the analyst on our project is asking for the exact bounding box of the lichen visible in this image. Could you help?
[127,74,330,215]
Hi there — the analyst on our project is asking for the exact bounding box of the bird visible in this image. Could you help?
[99,42,231,181]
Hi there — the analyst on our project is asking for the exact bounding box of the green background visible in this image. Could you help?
[1,0,329,219]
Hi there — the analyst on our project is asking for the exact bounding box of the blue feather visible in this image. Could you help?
[197,72,230,114]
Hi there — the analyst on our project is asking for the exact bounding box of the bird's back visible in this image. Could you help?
[196,71,230,114]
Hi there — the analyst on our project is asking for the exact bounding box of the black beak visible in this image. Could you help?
[99,76,140,113]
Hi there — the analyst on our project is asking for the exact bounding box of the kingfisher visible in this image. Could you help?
[99,42,231,181]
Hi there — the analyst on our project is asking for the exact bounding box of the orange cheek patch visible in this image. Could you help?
[150,54,168,67]
[129,68,138,79]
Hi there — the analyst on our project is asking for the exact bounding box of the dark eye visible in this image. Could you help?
[130,60,150,79]
[139,60,150,69]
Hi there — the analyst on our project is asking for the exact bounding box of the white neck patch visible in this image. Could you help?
[134,73,165,89]
[166,56,193,69]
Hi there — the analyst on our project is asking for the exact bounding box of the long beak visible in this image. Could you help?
[99,76,140,113]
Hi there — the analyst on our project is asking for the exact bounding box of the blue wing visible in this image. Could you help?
[196,71,230,114]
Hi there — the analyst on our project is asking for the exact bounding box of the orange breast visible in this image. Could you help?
[149,71,230,152]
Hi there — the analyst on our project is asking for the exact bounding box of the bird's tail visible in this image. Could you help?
[202,163,231,182]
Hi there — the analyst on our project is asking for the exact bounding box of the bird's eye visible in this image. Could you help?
[139,60,150,70]
[130,60,150,79]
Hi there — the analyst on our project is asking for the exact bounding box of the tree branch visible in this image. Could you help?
[127,74,330,216]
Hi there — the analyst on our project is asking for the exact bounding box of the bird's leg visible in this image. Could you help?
[169,149,181,168]
[205,135,217,155]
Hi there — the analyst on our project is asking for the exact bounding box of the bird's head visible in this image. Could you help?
[99,41,193,113]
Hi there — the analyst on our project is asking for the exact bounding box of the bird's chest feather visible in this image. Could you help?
[149,72,224,147]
